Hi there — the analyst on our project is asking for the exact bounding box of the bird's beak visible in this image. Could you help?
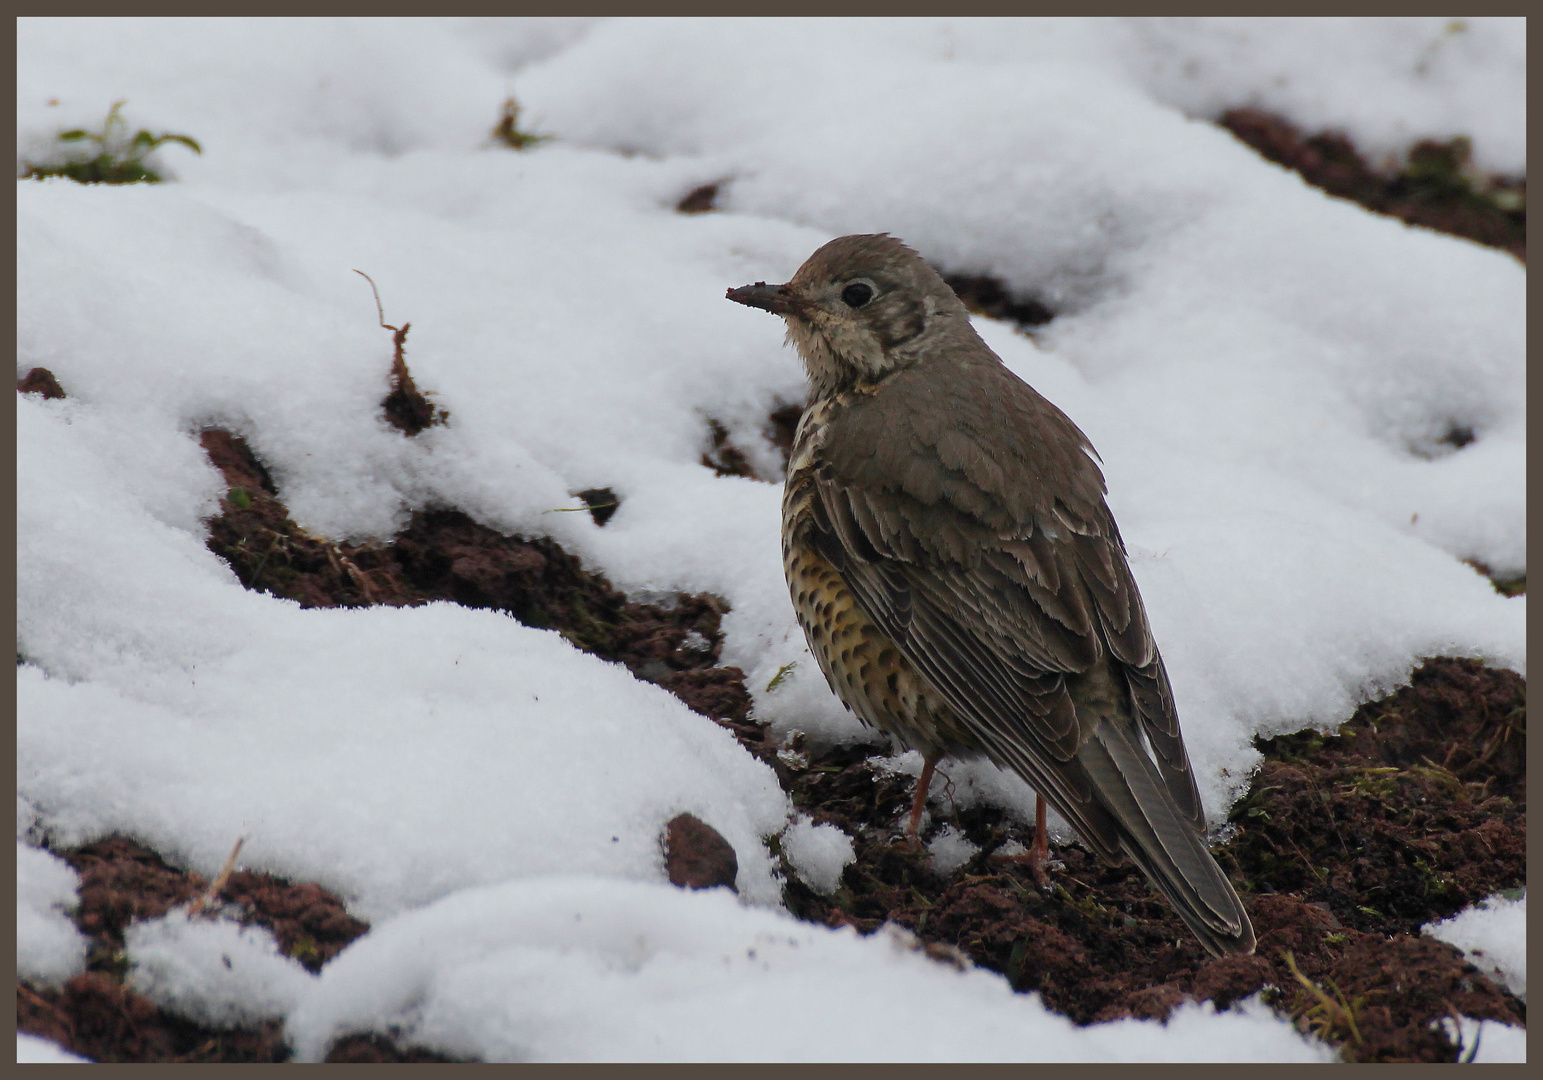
[726,281,799,315]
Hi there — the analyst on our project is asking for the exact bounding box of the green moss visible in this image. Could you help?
[24,100,201,185]
[765,661,798,692]
[491,97,548,151]
[286,935,321,971]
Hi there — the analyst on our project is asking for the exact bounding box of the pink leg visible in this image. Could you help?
[906,755,937,837]
[1030,795,1049,873]
[992,794,1052,886]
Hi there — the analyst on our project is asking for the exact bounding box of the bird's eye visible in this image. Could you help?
[841,282,874,308]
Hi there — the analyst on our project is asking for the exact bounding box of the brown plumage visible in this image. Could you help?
[727,233,1255,957]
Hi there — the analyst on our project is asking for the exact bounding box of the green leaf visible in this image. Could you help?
[160,133,202,154]
[765,661,798,692]
[58,130,89,141]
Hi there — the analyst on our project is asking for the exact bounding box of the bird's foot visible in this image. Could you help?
[990,835,1060,889]
[989,794,1056,887]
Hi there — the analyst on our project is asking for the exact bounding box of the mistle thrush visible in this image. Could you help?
[727,233,1255,957]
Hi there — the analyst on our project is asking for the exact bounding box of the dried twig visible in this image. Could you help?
[353,269,411,364]
[187,836,245,917]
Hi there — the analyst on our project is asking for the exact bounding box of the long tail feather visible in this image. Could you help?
[1079,721,1255,956]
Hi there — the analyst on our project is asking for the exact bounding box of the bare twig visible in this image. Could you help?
[187,836,245,917]
[354,268,412,367]
[339,553,377,602]
[353,269,396,333]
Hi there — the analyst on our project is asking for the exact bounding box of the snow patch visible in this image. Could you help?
[16,843,87,989]
[781,817,855,895]
[1424,890,1526,1003]
[125,912,318,1029]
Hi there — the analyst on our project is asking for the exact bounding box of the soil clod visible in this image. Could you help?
[379,321,447,435]
[702,417,760,479]
[941,273,1056,329]
[677,182,721,213]
[325,1034,471,1063]
[575,486,621,526]
[17,366,67,399]
[664,813,740,891]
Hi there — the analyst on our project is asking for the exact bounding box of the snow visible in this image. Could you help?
[1440,1016,1528,1064]
[17,1034,91,1064]
[16,16,1523,1062]
[1116,17,1525,174]
[15,842,87,988]
[125,911,317,1029]
[926,826,980,877]
[781,817,855,895]
[284,876,1330,1062]
[1425,891,1527,1003]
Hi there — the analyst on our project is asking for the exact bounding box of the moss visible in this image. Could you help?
[23,100,201,185]
[491,97,548,150]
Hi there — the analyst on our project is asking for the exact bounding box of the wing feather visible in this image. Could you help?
[812,355,1208,840]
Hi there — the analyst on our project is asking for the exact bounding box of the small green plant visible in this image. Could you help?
[765,661,798,692]
[491,96,548,150]
[1282,950,1377,1053]
[25,100,201,184]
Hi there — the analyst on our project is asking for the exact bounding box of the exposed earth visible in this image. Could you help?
[18,112,1525,1063]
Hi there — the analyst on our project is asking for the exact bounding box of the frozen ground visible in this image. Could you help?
[16,17,1524,1062]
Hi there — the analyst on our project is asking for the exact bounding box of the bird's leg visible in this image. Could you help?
[989,793,1053,887]
[1028,794,1050,886]
[905,754,938,838]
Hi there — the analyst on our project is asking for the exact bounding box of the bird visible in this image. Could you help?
[726,233,1255,957]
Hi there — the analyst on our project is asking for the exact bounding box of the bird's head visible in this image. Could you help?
[727,233,972,397]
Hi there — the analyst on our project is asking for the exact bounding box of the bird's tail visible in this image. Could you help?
[1079,720,1255,957]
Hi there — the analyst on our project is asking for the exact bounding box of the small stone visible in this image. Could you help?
[664,813,737,891]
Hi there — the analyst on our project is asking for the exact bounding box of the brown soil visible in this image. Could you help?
[702,416,761,479]
[941,274,1055,329]
[676,182,721,214]
[23,421,765,1060]
[198,428,744,710]
[701,406,805,482]
[17,366,66,399]
[1220,109,1525,262]
[767,656,1524,1062]
[16,109,1525,1063]
[17,836,461,1062]
[26,419,1520,1062]
[373,319,448,436]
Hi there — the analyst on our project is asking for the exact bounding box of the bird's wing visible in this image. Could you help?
[814,356,1206,836]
